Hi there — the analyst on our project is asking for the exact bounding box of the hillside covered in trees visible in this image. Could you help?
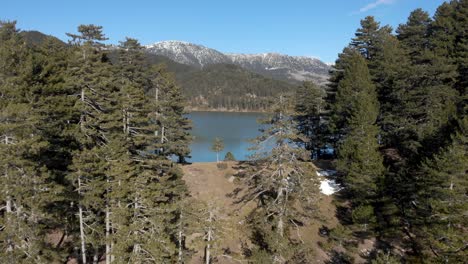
[137,49,297,112]
[21,31,298,112]
[0,0,467,263]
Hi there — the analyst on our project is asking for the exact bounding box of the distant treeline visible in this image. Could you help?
[143,54,298,111]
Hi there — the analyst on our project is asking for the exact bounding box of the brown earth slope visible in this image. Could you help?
[182,161,339,263]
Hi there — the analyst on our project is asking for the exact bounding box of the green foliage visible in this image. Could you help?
[1,1,467,262]
[224,151,236,161]
[294,81,326,158]
[329,225,353,248]
[177,63,295,111]
[0,22,191,263]
[351,16,382,60]
[414,117,468,262]
[0,20,60,262]
[211,137,224,162]
[149,64,193,162]
[396,8,432,61]
[216,162,228,170]
[351,205,376,232]
[371,251,400,264]
[333,49,384,203]
[239,94,321,261]
[323,2,467,262]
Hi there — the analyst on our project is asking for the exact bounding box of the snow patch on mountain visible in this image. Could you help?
[146,40,230,68]
[145,41,331,84]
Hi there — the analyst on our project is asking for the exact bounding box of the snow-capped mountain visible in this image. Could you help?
[145,41,330,84]
[146,41,230,68]
[227,53,330,84]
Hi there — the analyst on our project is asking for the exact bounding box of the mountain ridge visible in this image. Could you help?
[145,40,330,85]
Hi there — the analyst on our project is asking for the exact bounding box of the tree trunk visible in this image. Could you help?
[178,211,183,263]
[155,87,159,102]
[205,211,213,264]
[78,176,87,264]
[278,216,284,238]
[277,165,285,238]
[5,188,13,253]
[93,250,98,264]
[133,195,140,258]
[105,204,111,264]
[80,89,85,131]
[161,125,165,144]
[123,109,127,134]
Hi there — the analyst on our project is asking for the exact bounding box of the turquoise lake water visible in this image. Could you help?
[187,111,267,162]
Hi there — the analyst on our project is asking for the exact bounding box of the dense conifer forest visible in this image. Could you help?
[0,0,466,263]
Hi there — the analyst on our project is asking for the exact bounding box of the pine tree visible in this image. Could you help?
[414,117,467,262]
[333,49,384,205]
[211,137,224,163]
[28,29,81,261]
[328,47,360,140]
[396,8,432,62]
[224,152,236,161]
[351,16,382,60]
[106,37,189,263]
[430,0,468,109]
[294,81,326,159]
[150,65,192,163]
[370,31,411,145]
[396,8,459,159]
[239,94,320,262]
[452,0,468,96]
[0,20,55,263]
[65,24,114,264]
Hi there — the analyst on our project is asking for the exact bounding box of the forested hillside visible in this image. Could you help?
[177,63,293,111]
[0,0,466,263]
[134,51,296,111]
[140,51,298,111]
[20,31,298,112]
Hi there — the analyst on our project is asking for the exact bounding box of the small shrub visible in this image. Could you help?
[371,251,400,264]
[224,151,236,161]
[217,162,228,170]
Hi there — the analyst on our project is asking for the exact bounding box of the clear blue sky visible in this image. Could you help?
[1,0,446,63]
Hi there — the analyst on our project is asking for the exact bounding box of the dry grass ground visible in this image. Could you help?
[182,161,340,263]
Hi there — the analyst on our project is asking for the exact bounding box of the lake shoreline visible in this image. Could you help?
[186,111,266,162]
[186,107,268,114]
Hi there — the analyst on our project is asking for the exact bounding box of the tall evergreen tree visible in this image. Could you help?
[150,65,192,163]
[294,81,326,159]
[415,117,467,262]
[65,24,114,264]
[396,8,432,62]
[351,16,382,60]
[333,48,384,205]
[29,30,81,262]
[0,20,55,263]
[396,9,458,159]
[239,95,320,263]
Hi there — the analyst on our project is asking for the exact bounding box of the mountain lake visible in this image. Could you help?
[187,111,268,162]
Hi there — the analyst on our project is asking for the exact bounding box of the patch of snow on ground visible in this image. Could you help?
[316,170,337,177]
[317,170,341,195]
